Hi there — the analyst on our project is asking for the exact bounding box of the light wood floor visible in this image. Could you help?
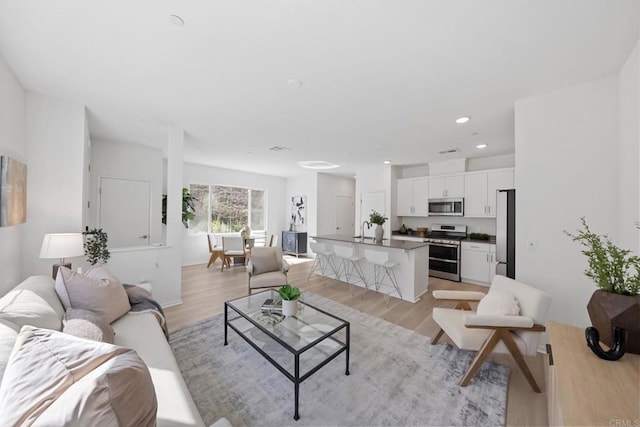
[165,257,548,427]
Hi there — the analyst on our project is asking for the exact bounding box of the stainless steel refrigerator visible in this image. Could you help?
[496,189,515,278]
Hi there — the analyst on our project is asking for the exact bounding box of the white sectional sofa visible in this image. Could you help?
[0,275,227,427]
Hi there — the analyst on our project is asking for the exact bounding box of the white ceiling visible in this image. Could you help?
[0,0,637,177]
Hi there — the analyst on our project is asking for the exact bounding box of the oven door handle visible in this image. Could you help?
[429,257,458,263]
[427,243,460,248]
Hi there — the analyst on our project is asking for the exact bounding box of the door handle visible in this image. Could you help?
[139,235,149,239]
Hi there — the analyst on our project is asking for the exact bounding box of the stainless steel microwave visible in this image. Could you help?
[428,198,464,216]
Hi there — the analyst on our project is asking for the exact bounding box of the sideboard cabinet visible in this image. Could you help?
[282,231,307,257]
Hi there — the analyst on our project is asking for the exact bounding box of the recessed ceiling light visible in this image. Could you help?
[383,160,391,164]
[297,161,340,170]
[456,117,470,124]
[476,144,488,149]
[169,15,185,26]
[287,79,302,88]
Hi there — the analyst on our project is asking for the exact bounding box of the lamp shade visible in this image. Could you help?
[39,233,85,259]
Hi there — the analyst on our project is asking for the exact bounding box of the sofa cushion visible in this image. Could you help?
[112,312,205,427]
[63,308,115,344]
[476,290,520,316]
[0,318,19,382]
[55,267,130,323]
[0,325,157,426]
[0,275,64,330]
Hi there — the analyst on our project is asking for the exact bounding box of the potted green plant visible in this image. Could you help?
[565,217,640,355]
[162,188,198,228]
[278,284,301,317]
[369,210,388,242]
[83,228,110,265]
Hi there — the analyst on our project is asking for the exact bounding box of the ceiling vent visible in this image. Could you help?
[438,148,461,155]
[269,145,291,152]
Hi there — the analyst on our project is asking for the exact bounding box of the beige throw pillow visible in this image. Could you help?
[0,326,157,426]
[252,251,280,275]
[477,290,520,316]
[63,308,115,344]
[55,267,130,323]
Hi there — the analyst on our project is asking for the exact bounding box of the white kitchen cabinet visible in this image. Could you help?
[461,241,496,285]
[463,169,514,217]
[428,175,464,199]
[396,177,428,216]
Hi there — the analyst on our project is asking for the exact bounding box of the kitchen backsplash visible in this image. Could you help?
[399,217,497,236]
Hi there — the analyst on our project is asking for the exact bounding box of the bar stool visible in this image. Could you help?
[307,241,338,282]
[333,245,368,294]
[364,249,402,305]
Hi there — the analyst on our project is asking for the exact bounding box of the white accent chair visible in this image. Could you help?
[221,236,248,272]
[431,275,552,392]
[247,246,289,294]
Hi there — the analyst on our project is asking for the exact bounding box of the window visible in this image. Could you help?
[188,184,266,234]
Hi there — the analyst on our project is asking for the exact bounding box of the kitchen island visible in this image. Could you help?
[311,235,429,302]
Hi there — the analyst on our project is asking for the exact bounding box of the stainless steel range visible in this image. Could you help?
[424,224,467,282]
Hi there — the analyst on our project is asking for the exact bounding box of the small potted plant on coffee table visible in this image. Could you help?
[278,284,301,317]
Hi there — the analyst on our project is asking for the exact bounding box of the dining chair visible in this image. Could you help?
[221,236,248,272]
[207,234,228,269]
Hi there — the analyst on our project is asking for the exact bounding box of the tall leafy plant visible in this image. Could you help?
[369,210,388,225]
[564,217,640,295]
[83,228,110,265]
[162,188,198,228]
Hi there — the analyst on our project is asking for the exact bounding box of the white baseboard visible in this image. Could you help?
[161,299,183,308]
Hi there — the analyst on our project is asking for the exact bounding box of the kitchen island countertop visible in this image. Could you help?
[312,234,428,250]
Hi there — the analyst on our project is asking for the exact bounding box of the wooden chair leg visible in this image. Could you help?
[431,328,445,345]
[454,301,472,310]
[459,330,501,387]
[501,330,542,393]
[207,253,216,268]
[221,255,227,272]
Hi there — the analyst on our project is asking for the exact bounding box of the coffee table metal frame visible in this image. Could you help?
[224,290,350,420]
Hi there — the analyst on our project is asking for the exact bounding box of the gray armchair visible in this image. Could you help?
[247,246,289,294]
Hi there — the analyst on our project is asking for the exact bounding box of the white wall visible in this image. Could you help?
[618,41,640,253]
[515,76,619,328]
[23,93,86,277]
[0,54,26,295]
[316,173,356,236]
[89,138,164,246]
[183,162,287,266]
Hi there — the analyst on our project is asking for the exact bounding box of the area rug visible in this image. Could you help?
[170,292,509,427]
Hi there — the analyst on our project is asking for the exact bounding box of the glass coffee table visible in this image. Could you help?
[224,289,350,420]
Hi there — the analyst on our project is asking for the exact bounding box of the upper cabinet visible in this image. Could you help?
[428,175,464,199]
[464,169,514,217]
[397,177,429,216]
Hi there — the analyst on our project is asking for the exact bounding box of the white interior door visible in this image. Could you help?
[99,177,151,248]
[360,191,385,238]
[335,195,355,235]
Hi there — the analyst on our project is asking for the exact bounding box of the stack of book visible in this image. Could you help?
[261,298,282,312]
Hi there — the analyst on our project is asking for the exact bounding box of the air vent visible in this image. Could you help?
[269,146,291,152]
[438,148,461,155]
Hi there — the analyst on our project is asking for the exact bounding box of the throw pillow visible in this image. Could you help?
[252,252,280,275]
[0,326,157,426]
[63,308,115,344]
[476,290,520,316]
[55,267,131,323]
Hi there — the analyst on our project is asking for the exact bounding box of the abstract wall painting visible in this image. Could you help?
[291,195,306,230]
[0,156,27,227]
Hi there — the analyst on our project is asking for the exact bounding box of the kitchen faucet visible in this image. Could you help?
[361,220,371,238]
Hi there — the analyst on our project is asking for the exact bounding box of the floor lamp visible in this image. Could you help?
[39,233,85,279]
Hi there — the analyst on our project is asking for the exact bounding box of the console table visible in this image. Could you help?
[546,321,640,426]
